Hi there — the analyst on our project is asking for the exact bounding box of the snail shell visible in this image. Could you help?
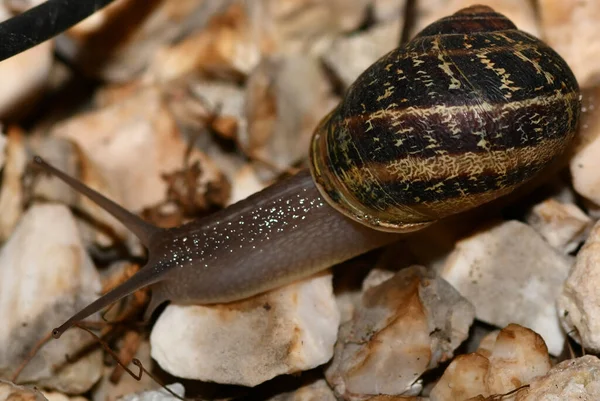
[310,5,581,232]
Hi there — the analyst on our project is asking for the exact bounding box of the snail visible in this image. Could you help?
[38,5,580,339]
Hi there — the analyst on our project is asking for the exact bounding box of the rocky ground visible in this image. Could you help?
[1,0,600,400]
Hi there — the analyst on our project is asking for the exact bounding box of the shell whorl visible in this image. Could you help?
[416,5,516,38]
[309,6,581,232]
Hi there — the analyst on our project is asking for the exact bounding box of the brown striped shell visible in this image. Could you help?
[309,5,581,232]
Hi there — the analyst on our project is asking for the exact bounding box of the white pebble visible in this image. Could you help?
[441,220,572,355]
[150,273,340,386]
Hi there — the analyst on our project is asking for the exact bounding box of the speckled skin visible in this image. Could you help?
[311,6,581,231]
[49,169,396,337]
[147,170,396,312]
[48,5,581,338]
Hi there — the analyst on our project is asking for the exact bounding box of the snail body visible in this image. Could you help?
[40,5,580,339]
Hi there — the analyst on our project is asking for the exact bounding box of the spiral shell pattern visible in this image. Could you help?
[310,5,581,232]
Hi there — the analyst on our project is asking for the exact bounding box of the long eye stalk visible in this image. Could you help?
[33,156,160,246]
[32,156,165,338]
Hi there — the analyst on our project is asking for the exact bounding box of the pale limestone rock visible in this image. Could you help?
[484,325,550,394]
[373,0,406,24]
[0,5,53,121]
[30,137,134,250]
[0,128,26,242]
[51,86,223,214]
[187,81,246,123]
[559,219,600,352]
[145,77,250,200]
[515,356,600,400]
[570,87,600,206]
[430,324,550,401]
[412,0,539,38]
[0,380,47,401]
[64,0,230,82]
[441,220,572,355]
[0,205,103,393]
[42,392,87,401]
[526,199,592,254]
[539,0,600,88]
[332,257,379,326]
[119,383,185,401]
[476,330,500,358]
[143,78,251,197]
[146,2,260,83]
[267,379,336,401]
[361,267,397,292]
[29,138,80,208]
[323,20,401,89]
[326,266,474,400]
[151,0,372,82]
[243,56,338,176]
[250,0,372,58]
[150,273,340,386]
[229,165,267,205]
[430,353,490,401]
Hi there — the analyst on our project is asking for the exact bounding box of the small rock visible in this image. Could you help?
[430,353,489,401]
[29,137,81,208]
[515,355,600,400]
[441,220,572,355]
[51,86,225,215]
[120,383,185,401]
[229,165,267,205]
[361,266,397,292]
[539,0,600,89]
[525,198,592,254]
[484,324,550,394]
[476,330,500,358]
[372,0,407,24]
[42,391,87,401]
[267,378,336,401]
[323,20,401,89]
[332,257,379,325]
[0,380,47,401]
[243,55,338,177]
[147,2,260,83]
[570,87,600,206]
[150,272,340,386]
[326,266,474,400]
[430,324,550,401]
[249,0,372,58]
[0,205,103,393]
[186,80,246,123]
[30,137,134,249]
[0,127,26,242]
[559,219,600,352]
[64,0,229,82]
[160,79,249,190]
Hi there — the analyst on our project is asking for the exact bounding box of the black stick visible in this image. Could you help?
[0,0,116,62]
